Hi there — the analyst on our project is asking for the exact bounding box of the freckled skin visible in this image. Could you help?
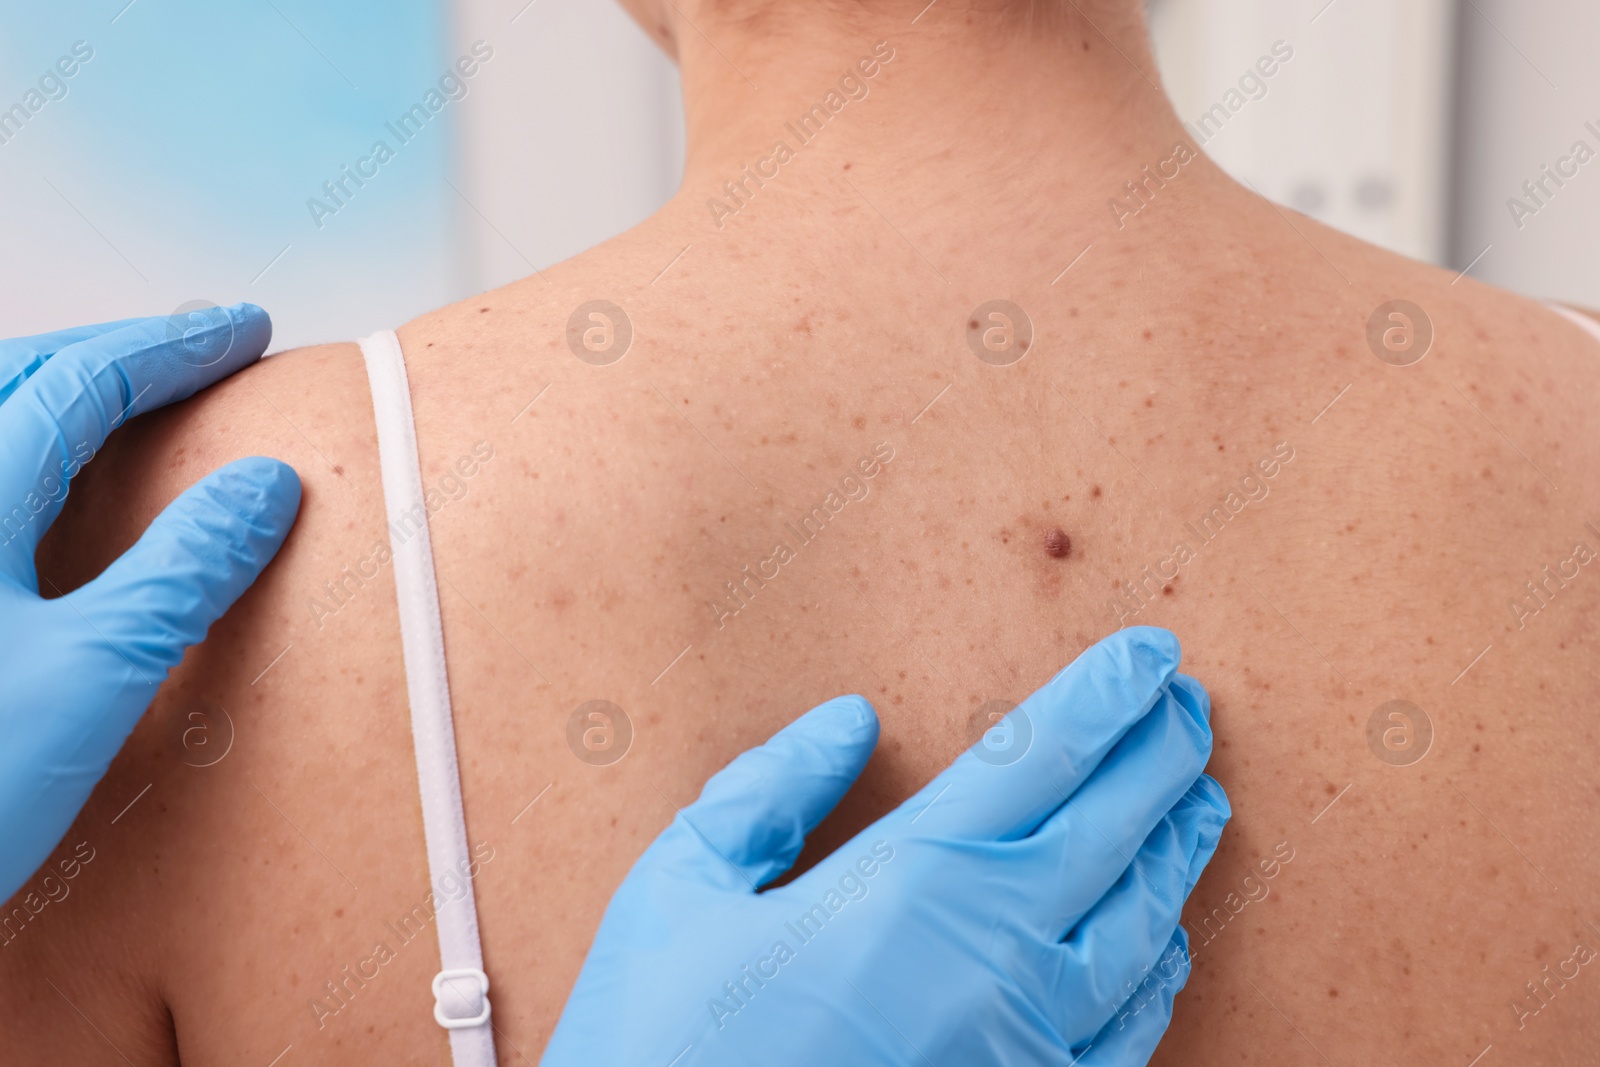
[14,4,1600,1067]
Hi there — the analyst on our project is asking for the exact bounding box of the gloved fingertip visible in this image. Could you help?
[68,456,303,669]
[225,301,268,327]
[781,694,879,750]
[1170,925,1193,982]
[1167,672,1212,730]
[1190,772,1230,823]
[824,694,879,743]
[1176,776,1229,895]
[223,302,273,359]
[1120,625,1181,670]
[209,456,303,535]
[1048,625,1179,694]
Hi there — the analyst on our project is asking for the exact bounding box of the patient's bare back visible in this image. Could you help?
[10,159,1600,1066]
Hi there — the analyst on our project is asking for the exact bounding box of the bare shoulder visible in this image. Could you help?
[5,340,422,1063]
[39,340,377,591]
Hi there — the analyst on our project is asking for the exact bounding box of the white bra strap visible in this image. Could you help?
[358,330,497,1067]
[1550,302,1600,346]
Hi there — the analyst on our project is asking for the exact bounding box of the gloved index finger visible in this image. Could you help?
[0,304,271,575]
[885,626,1182,842]
[0,317,146,406]
[650,695,879,892]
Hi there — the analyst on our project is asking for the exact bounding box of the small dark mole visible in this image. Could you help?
[1162,585,1173,596]
[968,319,980,330]
[1142,329,1153,340]
[1044,528,1071,558]
[1091,485,1103,498]
[479,307,491,313]
[843,162,852,170]
[1144,397,1154,407]
[333,464,345,476]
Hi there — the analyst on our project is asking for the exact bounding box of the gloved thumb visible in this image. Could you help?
[654,695,879,892]
[69,456,301,676]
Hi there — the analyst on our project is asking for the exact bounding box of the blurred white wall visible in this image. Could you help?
[1149,0,1600,308]
[4,0,1597,344]
[1148,0,1458,265]
[447,0,683,300]
[1450,0,1600,308]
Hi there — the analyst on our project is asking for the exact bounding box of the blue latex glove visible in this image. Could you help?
[543,626,1228,1066]
[0,305,301,902]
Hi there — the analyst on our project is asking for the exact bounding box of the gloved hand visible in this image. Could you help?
[543,626,1228,1066]
[0,305,301,902]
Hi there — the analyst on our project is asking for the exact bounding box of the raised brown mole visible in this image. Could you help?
[1044,527,1072,558]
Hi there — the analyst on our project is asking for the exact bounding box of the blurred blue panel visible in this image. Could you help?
[0,0,469,349]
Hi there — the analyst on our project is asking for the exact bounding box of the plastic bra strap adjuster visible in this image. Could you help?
[433,968,491,1030]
